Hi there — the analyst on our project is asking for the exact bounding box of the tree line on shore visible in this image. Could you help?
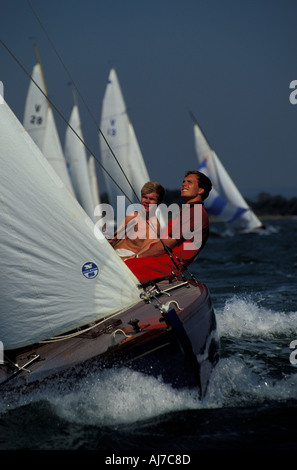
[246,192,297,216]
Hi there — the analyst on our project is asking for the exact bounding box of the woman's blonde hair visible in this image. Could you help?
[141,181,165,204]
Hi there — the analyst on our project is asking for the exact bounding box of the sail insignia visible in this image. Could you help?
[81,262,99,279]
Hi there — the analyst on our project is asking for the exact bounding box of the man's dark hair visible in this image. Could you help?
[185,170,212,200]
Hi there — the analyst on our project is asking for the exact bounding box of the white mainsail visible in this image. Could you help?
[23,61,74,195]
[193,120,262,232]
[0,99,142,351]
[99,68,149,211]
[64,104,97,221]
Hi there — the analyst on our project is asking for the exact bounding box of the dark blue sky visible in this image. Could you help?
[2,0,297,198]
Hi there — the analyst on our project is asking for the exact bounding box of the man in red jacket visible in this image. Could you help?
[124,170,212,284]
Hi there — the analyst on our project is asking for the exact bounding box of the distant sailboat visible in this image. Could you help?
[64,102,100,222]
[191,114,263,232]
[23,46,74,195]
[99,68,150,211]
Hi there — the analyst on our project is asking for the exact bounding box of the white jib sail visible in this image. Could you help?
[0,99,142,351]
[23,63,74,195]
[193,122,262,231]
[64,104,96,221]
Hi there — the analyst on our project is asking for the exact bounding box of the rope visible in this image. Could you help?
[161,300,184,313]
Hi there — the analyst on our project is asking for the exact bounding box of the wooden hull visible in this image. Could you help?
[0,279,219,398]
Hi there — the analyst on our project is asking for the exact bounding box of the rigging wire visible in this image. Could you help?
[0,37,167,253]
[25,3,178,259]
[26,0,141,206]
[0,40,197,284]
[26,0,166,251]
[1,6,199,283]
[0,38,135,204]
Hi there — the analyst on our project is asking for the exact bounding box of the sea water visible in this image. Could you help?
[0,218,297,451]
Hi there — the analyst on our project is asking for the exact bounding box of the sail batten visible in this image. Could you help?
[1,100,141,350]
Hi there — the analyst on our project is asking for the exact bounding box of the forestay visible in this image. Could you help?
[0,100,142,350]
[23,63,75,195]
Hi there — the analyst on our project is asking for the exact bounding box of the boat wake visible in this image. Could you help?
[216,294,297,339]
[206,295,297,408]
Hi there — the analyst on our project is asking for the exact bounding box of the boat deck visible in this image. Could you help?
[0,278,219,397]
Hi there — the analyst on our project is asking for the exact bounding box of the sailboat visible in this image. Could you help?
[0,96,219,399]
[99,68,150,211]
[23,46,74,196]
[192,114,263,233]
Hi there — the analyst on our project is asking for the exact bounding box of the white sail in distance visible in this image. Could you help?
[193,120,262,232]
[99,68,150,211]
[64,104,97,222]
[23,61,74,195]
[1,98,142,350]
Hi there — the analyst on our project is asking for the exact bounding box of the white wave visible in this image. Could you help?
[216,295,297,338]
[50,368,201,426]
[26,358,297,424]
[205,356,297,408]
[2,354,297,424]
